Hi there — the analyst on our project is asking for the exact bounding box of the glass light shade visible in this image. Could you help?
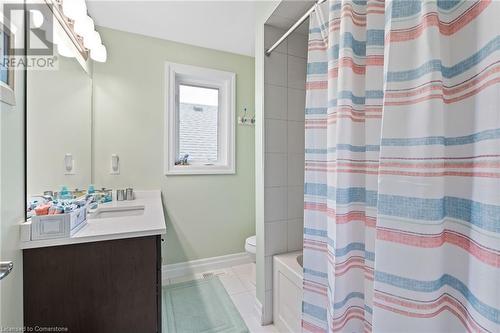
[74,15,94,39]
[90,44,107,62]
[30,9,44,28]
[83,31,101,50]
[57,42,75,58]
[62,0,87,21]
[52,23,66,45]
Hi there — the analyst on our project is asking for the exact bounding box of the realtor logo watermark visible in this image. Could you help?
[3,3,58,70]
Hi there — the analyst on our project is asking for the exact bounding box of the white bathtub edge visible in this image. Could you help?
[273,251,303,333]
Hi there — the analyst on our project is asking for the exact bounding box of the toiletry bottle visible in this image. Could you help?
[59,186,72,200]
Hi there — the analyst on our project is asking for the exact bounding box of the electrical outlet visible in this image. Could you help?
[64,153,75,175]
[110,154,120,175]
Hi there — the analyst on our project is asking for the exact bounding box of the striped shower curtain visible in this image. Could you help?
[302,1,500,332]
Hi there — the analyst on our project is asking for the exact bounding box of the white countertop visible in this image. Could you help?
[20,190,166,249]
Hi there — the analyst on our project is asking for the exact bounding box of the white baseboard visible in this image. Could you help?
[163,252,252,281]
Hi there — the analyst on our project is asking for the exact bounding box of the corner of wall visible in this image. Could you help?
[254,0,282,324]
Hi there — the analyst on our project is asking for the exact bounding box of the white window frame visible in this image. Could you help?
[164,62,236,175]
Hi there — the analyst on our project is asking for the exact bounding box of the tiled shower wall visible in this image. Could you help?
[262,24,307,323]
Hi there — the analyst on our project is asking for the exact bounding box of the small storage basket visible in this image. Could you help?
[31,206,87,240]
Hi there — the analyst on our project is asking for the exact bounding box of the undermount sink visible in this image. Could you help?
[90,206,145,219]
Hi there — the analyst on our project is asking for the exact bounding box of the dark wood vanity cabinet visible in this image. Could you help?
[23,235,162,333]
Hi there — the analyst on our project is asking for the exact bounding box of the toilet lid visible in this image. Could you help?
[246,235,256,247]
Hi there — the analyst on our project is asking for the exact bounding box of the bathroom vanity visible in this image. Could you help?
[21,190,166,333]
[21,6,168,331]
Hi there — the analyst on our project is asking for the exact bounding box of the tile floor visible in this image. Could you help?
[164,263,279,333]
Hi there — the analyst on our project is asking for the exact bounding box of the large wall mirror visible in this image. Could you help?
[26,7,92,217]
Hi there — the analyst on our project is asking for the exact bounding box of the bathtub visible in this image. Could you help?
[273,251,303,333]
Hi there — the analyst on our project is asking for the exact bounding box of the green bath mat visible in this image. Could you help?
[162,277,249,333]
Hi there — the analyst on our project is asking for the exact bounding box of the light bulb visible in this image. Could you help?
[74,15,94,39]
[30,9,44,28]
[58,42,75,58]
[90,44,107,62]
[62,0,86,21]
[53,23,66,45]
[83,31,101,50]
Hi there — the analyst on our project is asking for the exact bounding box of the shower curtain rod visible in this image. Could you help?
[265,0,327,56]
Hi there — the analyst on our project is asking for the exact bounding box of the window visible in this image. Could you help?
[0,23,15,105]
[165,63,235,175]
[178,85,219,163]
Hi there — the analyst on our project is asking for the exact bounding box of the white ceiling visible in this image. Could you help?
[265,0,314,34]
[87,1,258,57]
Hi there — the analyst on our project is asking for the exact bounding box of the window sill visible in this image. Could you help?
[165,164,235,175]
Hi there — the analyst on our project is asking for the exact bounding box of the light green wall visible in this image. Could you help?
[92,27,255,265]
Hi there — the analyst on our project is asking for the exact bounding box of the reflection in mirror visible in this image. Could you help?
[27,14,92,217]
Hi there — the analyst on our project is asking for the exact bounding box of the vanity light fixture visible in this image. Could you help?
[57,42,75,58]
[48,0,108,63]
[62,0,86,21]
[83,30,101,50]
[73,15,94,40]
[53,23,76,58]
[90,44,107,62]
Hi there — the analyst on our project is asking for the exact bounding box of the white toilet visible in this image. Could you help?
[245,235,256,262]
